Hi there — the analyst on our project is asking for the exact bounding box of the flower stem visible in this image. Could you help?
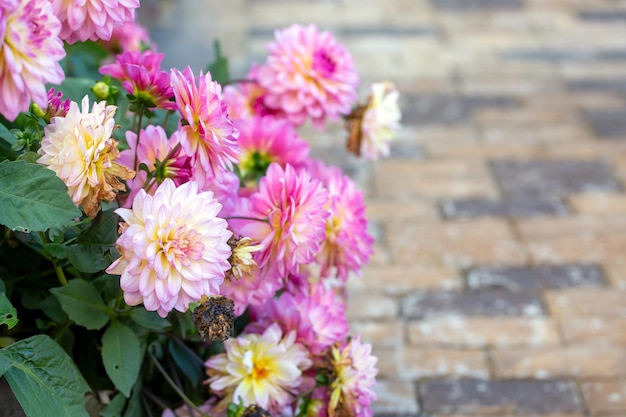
[52,258,67,286]
[134,111,144,171]
[148,350,212,417]
[224,215,269,223]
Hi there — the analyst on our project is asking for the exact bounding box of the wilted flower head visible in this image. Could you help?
[52,0,140,44]
[37,96,134,218]
[206,323,312,413]
[346,82,401,160]
[257,24,359,130]
[231,163,329,279]
[226,236,262,281]
[249,282,348,356]
[0,0,65,121]
[325,337,377,417]
[118,126,192,205]
[192,295,235,342]
[235,116,310,187]
[308,160,373,281]
[106,179,233,318]
[170,66,240,185]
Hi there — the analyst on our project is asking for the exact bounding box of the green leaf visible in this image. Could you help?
[0,123,16,145]
[66,209,119,273]
[0,160,81,232]
[205,40,230,85]
[102,320,141,397]
[62,42,109,80]
[0,335,90,417]
[100,392,127,417]
[50,279,110,330]
[168,339,202,387]
[129,308,171,330]
[122,380,142,417]
[16,151,40,163]
[0,292,17,329]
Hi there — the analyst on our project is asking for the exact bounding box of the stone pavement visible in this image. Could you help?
[140,0,626,416]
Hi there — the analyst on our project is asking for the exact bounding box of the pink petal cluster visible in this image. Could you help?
[235,115,310,185]
[118,125,192,205]
[170,67,240,185]
[308,159,373,281]
[219,268,282,316]
[51,0,140,44]
[100,50,175,111]
[327,336,378,417]
[257,24,359,129]
[102,20,151,53]
[223,64,283,120]
[106,179,232,318]
[0,0,65,121]
[231,163,329,279]
[248,282,348,356]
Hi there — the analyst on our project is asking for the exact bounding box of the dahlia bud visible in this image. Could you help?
[192,295,235,341]
[92,81,111,100]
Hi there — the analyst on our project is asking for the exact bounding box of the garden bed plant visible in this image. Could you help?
[0,1,400,416]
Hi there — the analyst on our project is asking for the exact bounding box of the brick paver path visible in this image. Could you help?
[142,0,626,415]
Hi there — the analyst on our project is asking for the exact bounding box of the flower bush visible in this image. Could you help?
[0,2,401,417]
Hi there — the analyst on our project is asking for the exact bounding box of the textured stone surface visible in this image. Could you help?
[430,0,523,12]
[419,379,583,414]
[402,290,544,319]
[465,264,605,291]
[585,109,626,139]
[441,198,569,219]
[491,159,621,198]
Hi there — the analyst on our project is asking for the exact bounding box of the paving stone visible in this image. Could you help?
[407,316,560,348]
[400,348,489,379]
[401,93,519,126]
[429,0,523,12]
[566,78,626,93]
[580,380,626,414]
[402,290,545,319]
[465,264,605,291]
[441,198,569,219]
[490,159,621,198]
[419,379,583,415]
[585,109,626,139]
[578,11,626,22]
[351,264,463,295]
[493,347,626,379]
[346,293,399,320]
[373,380,420,414]
[365,198,437,223]
[568,193,626,214]
[561,317,626,346]
[387,219,526,268]
[545,289,626,318]
[350,320,404,349]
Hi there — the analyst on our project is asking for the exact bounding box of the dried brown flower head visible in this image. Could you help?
[192,295,235,341]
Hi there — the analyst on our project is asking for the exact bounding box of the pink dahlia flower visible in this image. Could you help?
[235,115,310,186]
[106,179,233,318]
[118,126,192,205]
[219,267,282,316]
[170,67,240,185]
[51,0,140,44]
[100,50,164,81]
[102,20,151,53]
[257,24,359,130]
[231,163,329,279]
[327,336,377,417]
[206,324,312,413]
[223,64,283,120]
[0,0,65,121]
[37,96,134,218]
[248,282,348,356]
[308,159,373,281]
